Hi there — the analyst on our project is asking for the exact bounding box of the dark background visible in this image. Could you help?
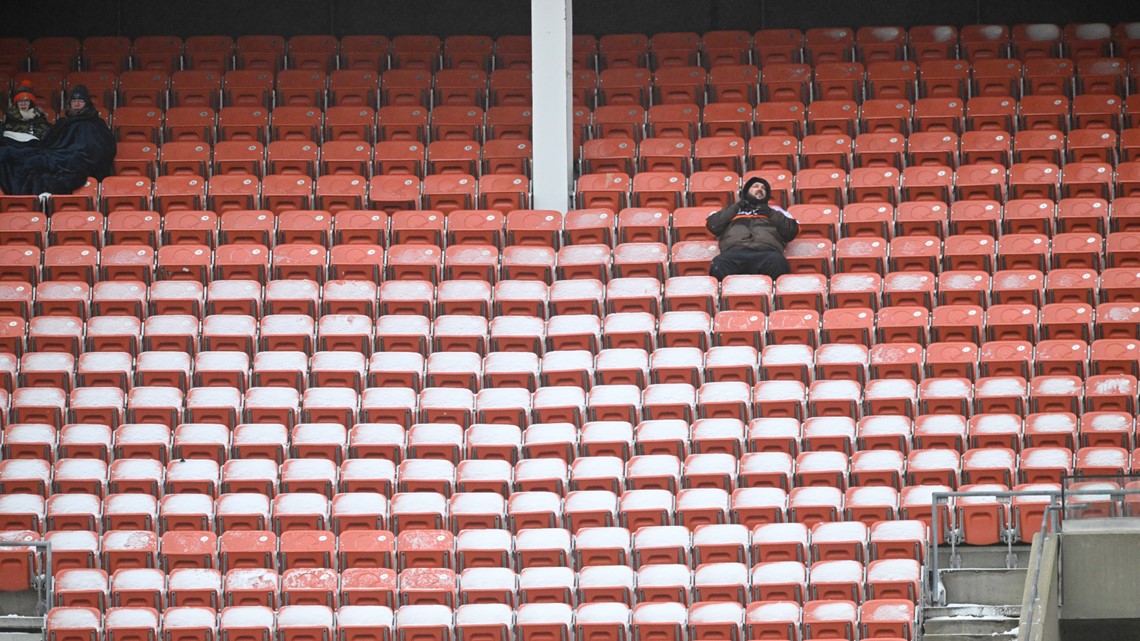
[3,0,1140,39]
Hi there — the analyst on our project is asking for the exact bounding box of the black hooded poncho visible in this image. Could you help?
[0,93,116,196]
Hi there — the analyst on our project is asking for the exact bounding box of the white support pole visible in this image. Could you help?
[530,0,573,213]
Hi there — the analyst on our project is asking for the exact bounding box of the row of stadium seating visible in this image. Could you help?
[42,600,917,641]
[4,23,1140,77]
[5,56,1138,115]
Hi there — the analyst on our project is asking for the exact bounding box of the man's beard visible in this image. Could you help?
[743,191,768,206]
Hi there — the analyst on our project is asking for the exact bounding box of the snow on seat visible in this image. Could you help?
[394,530,454,572]
[586,384,643,424]
[860,598,917,639]
[46,607,103,641]
[276,604,335,639]
[632,525,692,567]
[575,602,632,641]
[793,452,849,491]
[213,490,270,531]
[729,486,788,528]
[695,381,752,420]
[692,561,749,603]
[518,566,576,604]
[449,493,508,532]
[104,606,161,640]
[744,600,801,641]
[395,604,455,641]
[906,448,962,488]
[282,567,339,606]
[691,523,749,566]
[674,487,730,528]
[47,530,102,574]
[802,599,859,639]
[619,489,676,531]
[455,603,514,641]
[513,526,572,568]
[461,428,522,470]
[751,522,809,564]
[221,459,280,497]
[632,601,688,641]
[335,605,395,641]
[578,564,636,604]
[531,385,589,425]
[866,558,923,602]
[962,447,1018,486]
[750,560,807,602]
[737,451,794,490]
[166,568,222,609]
[808,558,865,602]
[573,526,632,567]
[271,493,331,533]
[626,454,682,492]
[751,380,806,419]
[516,603,574,641]
[634,563,691,604]
[759,343,815,382]
[844,486,900,526]
[55,568,109,609]
[397,458,457,496]
[280,458,339,496]
[457,566,517,605]
[862,379,918,417]
[160,607,219,639]
[507,493,565,536]
[224,568,280,607]
[0,458,52,496]
[474,388,533,427]
[219,605,275,639]
[109,458,165,496]
[869,519,929,561]
[46,493,103,532]
[850,449,906,489]
[810,521,869,564]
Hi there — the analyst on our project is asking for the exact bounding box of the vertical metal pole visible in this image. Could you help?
[930,494,943,605]
[44,542,53,614]
[530,0,573,213]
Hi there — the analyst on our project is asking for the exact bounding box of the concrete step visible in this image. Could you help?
[0,618,42,634]
[939,567,1027,606]
[925,604,1021,619]
[0,634,43,641]
[924,615,1021,636]
[924,633,1018,641]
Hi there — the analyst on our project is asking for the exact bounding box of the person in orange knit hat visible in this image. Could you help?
[3,80,52,141]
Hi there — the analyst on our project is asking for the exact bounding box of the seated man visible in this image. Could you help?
[705,176,799,280]
[0,85,116,196]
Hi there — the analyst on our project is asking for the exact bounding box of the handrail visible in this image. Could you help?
[928,483,1140,606]
[928,488,1061,606]
[0,539,53,616]
[1020,504,1062,641]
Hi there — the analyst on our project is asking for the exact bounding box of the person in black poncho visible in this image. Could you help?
[0,84,116,196]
